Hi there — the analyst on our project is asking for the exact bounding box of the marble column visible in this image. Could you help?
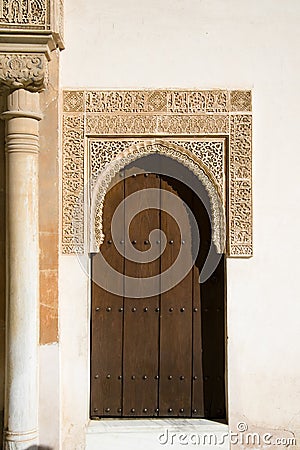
[2,89,42,450]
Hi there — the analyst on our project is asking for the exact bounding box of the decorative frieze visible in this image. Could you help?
[0,0,50,29]
[84,90,230,114]
[0,0,64,39]
[63,89,252,114]
[62,89,253,257]
[0,52,47,92]
[86,114,230,136]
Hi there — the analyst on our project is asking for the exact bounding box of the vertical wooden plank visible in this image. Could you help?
[191,190,211,417]
[192,264,204,417]
[159,176,193,417]
[123,172,160,417]
[212,256,226,419]
[90,177,124,417]
[201,255,226,419]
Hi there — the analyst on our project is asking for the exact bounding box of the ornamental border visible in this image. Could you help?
[62,89,252,257]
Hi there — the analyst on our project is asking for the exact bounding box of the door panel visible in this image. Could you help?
[123,173,160,416]
[91,179,124,417]
[191,187,210,417]
[192,264,205,417]
[159,177,193,417]
[201,256,226,419]
[91,168,226,420]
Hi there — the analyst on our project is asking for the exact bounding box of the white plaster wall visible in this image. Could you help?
[59,255,90,450]
[60,0,300,448]
[39,344,60,450]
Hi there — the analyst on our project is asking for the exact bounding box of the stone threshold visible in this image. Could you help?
[86,418,229,450]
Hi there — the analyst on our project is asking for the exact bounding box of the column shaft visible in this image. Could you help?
[2,89,42,450]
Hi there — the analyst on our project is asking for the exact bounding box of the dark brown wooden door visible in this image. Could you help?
[91,171,226,419]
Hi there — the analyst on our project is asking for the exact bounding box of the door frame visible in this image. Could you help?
[60,88,252,446]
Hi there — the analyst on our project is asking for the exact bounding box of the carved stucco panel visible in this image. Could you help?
[62,113,85,254]
[89,140,226,254]
[61,89,252,257]
[229,114,253,256]
[0,0,64,48]
[84,90,230,114]
[86,114,230,136]
[90,139,225,197]
[0,0,50,29]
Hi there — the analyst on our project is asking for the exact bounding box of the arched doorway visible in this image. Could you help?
[90,155,226,420]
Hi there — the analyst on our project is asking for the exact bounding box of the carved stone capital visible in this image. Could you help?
[0,52,47,93]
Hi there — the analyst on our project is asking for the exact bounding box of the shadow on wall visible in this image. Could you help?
[28,447,53,450]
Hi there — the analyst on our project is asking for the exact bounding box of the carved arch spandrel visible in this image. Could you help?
[90,140,226,254]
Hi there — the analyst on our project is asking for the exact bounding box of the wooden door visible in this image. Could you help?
[90,171,226,419]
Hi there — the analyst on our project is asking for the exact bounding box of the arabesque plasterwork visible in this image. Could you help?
[62,89,252,257]
[90,140,226,255]
[0,0,64,34]
[0,0,49,29]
